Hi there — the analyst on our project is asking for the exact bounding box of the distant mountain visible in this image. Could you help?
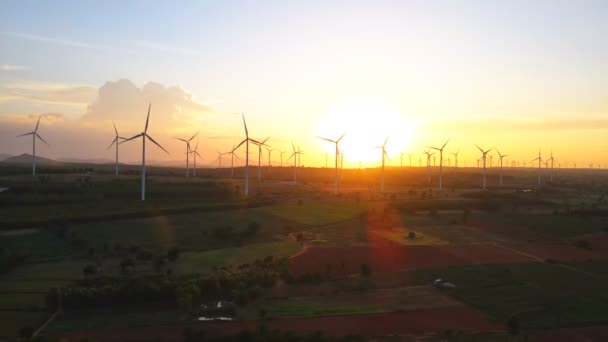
[58,157,115,164]
[0,153,12,161]
[1,154,62,166]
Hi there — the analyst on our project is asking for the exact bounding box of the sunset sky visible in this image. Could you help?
[1,1,607,168]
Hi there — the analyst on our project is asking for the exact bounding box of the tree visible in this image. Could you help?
[407,231,416,240]
[360,263,371,278]
[120,257,135,274]
[167,246,180,262]
[508,316,519,336]
[83,264,97,277]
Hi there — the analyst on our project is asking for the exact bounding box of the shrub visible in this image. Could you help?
[507,316,519,335]
[247,221,261,236]
[407,231,416,240]
[83,264,97,277]
[576,240,591,250]
[360,264,371,277]
[167,246,180,262]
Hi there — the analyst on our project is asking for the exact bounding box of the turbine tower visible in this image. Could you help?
[175,131,199,177]
[475,145,493,190]
[429,139,450,191]
[375,137,389,193]
[287,143,303,184]
[532,149,543,186]
[234,114,264,197]
[227,145,240,178]
[450,151,459,169]
[496,149,508,186]
[107,121,127,176]
[190,142,201,177]
[252,137,270,182]
[16,116,49,176]
[317,132,346,194]
[547,151,555,182]
[266,147,275,167]
[424,150,435,185]
[121,103,169,201]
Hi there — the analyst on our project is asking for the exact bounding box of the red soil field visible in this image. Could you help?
[53,307,503,341]
[288,243,532,277]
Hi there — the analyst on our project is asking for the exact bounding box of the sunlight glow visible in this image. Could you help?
[314,99,416,167]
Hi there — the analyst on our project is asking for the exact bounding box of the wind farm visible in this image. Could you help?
[2,1,608,341]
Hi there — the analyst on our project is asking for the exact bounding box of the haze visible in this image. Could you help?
[1,0,607,167]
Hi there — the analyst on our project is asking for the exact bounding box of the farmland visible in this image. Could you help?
[1,164,608,340]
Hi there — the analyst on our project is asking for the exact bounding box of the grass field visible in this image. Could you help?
[265,198,366,226]
[412,261,608,329]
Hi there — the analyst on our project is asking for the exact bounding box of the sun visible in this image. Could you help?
[314,99,416,167]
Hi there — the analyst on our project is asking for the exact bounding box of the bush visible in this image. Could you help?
[576,240,591,250]
[360,264,371,278]
[167,246,180,262]
[247,221,261,236]
[508,316,519,335]
[83,264,97,277]
[407,231,416,240]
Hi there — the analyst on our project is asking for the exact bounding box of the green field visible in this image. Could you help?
[265,198,366,225]
[412,261,608,329]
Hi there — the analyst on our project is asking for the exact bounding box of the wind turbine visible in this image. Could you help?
[424,150,435,185]
[287,143,303,184]
[475,145,493,190]
[175,131,199,177]
[375,137,389,193]
[450,151,459,169]
[496,149,508,186]
[266,147,275,167]
[317,132,346,194]
[121,103,169,201]
[107,121,128,176]
[547,151,555,182]
[429,139,449,191]
[253,137,270,182]
[216,151,223,168]
[532,149,542,186]
[227,145,240,178]
[190,142,201,177]
[17,116,49,176]
[279,151,285,167]
[234,114,265,197]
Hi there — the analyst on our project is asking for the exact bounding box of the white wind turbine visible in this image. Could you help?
[107,121,128,176]
[450,151,459,169]
[266,146,275,167]
[234,114,264,197]
[190,142,201,177]
[17,116,49,176]
[317,132,346,194]
[287,143,303,184]
[279,151,285,167]
[547,151,555,182]
[475,145,493,190]
[532,149,542,186]
[429,139,449,191]
[253,137,270,182]
[175,131,199,177]
[496,149,508,186]
[375,137,389,193]
[424,150,435,185]
[227,145,240,178]
[121,103,169,201]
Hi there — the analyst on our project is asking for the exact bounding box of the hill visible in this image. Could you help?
[1,154,62,166]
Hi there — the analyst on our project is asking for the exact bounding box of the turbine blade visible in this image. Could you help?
[441,138,450,149]
[337,131,347,143]
[144,102,151,132]
[242,113,248,137]
[146,134,168,154]
[195,151,202,158]
[113,121,118,136]
[291,142,296,152]
[108,137,118,150]
[35,116,41,132]
[189,131,199,142]
[120,133,143,144]
[36,133,49,145]
[16,132,34,137]
[250,138,262,145]
[175,137,188,143]
[383,137,389,147]
[261,136,270,145]
[234,139,247,150]
[317,136,336,143]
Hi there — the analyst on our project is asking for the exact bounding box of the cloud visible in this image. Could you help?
[430,118,608,132]
[0,81,97,106]
[0,64,30,72]
[82,79,212,133]
[0,31,108,51]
